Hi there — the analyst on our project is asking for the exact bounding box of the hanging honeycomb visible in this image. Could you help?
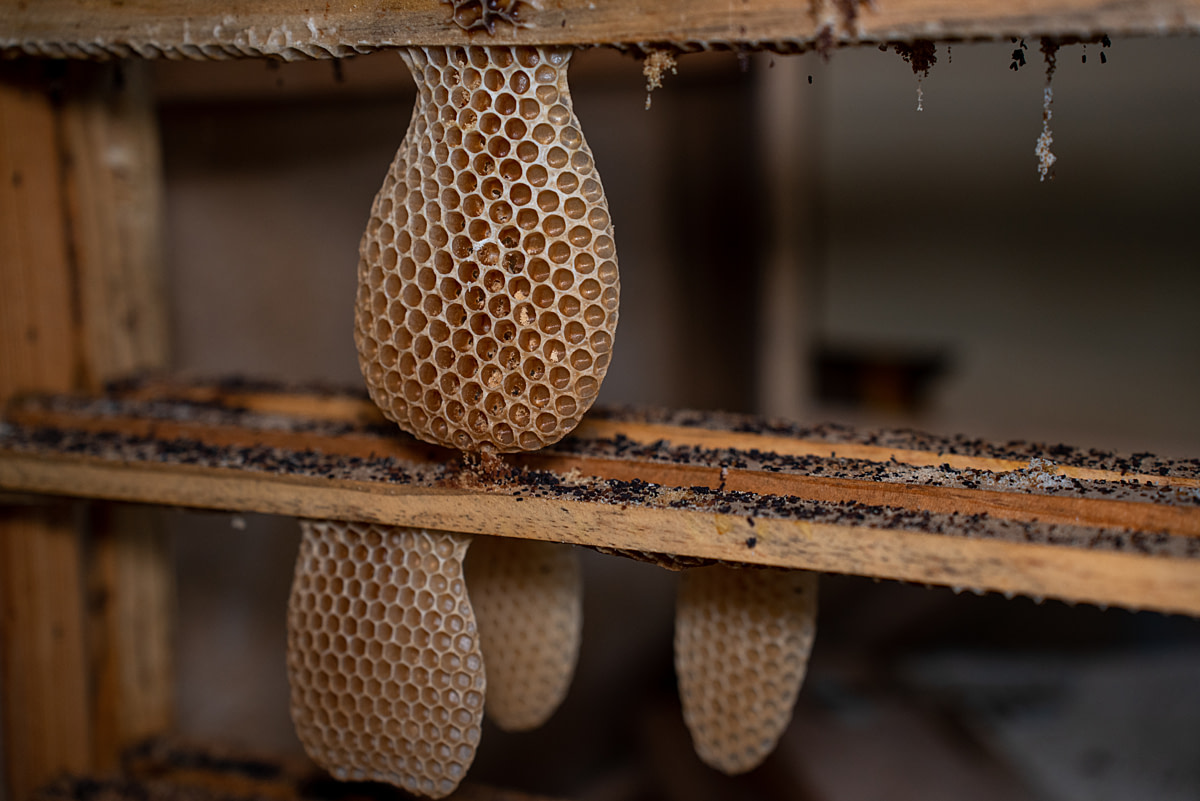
[465,537,582,731]
[286,520,485,799]
[356,44,620,453]
[674,566,818,774]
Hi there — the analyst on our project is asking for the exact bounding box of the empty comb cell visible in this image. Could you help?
[356,45,620,453]
[674,566,818,774]
[286,520,485,798]
[465,537,583,731]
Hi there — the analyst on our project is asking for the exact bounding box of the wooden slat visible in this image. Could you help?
[0,60,172,798]
[575,419,1200,489]
[0,62,80,400]
[0,505,91,801]
[6,402,1199,537]
[86,504,173,772]
[101,379,1200,490]
[57,60,174,774]
[2,449,1197,615]
[3,0,1199,61]
[60,62,169,388]
[0,61,95,801]
[3,385,1198,616]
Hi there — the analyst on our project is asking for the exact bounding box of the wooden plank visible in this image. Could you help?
[0,505,91,801]
[0,60,172,797]
[2,385,1198,615]
[0,62,80,401]
[55,60,174,774]
[2,448,1197,616]
[0,61,95,801]
[3,0,1199,61]
[85,504,173,772]
[6,400,1199,536]
[754,52,816,420]
[101,378,1200,490]
[59,62,169,388]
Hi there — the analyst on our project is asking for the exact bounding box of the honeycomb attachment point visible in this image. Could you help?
[287,520,485,799]
[465,538,582,731]
[357,45,620,452]
[674,566,818,775]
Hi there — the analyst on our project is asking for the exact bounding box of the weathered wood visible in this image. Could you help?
[59,62,169,388]
[0,60,171,798]
[0,505,92,801]
[6,399,1199,535]
[98,378,1200,490]
[3,0,1199,61]
[86,504,173,772]
[2,384,1198,616]
[0,62,80,401]
[60,60,174,775]
[754,52,815,420]
[0,61,95,801]
[3,442,1198,616]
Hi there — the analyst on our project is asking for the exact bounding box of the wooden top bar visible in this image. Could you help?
[3,0,1199,61]
[2,378,1198,615]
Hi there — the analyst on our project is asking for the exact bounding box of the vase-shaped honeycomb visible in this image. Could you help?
[675,566,818,774]
[356,45,620,452]
[465,537,582,730]
[287,520,485,798]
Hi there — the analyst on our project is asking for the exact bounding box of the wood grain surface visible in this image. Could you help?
[0,61,172,799]
[3,382,1198,616]
[3,0,1199,60]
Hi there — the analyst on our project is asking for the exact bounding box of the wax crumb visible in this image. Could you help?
[1036,87,1056,181]
[643,48,678,110]
[1036,38,1060,181]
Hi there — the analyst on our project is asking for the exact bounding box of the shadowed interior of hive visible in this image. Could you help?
[153,38,1200,800]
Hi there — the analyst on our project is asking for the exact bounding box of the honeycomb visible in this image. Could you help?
[356,45,620,453]
[674,566,818,775]
[465,537,582,731]
[286,520,485,799]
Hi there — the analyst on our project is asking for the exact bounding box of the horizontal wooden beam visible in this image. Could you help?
[2,381,1199,615]
[102,376,1200,490]
[9,400,1200,535]
[3,0,1199,61]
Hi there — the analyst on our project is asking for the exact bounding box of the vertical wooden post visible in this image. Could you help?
[0,59,94,801]
[56,61,172,776]
[0,63,80,395]
[85,504,172,773]
[0,59,171,799]
[754,53,819,418]
[0,504,92,801]
[58,62,169,384]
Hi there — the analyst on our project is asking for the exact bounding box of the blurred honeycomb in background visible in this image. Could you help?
[674,567,817,775]
[156,38,1200,801]
[465,537,583,733]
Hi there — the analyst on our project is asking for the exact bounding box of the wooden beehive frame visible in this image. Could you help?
[3,2,1200,799]
[4,380,1198,615]
[4,0,1200,59]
